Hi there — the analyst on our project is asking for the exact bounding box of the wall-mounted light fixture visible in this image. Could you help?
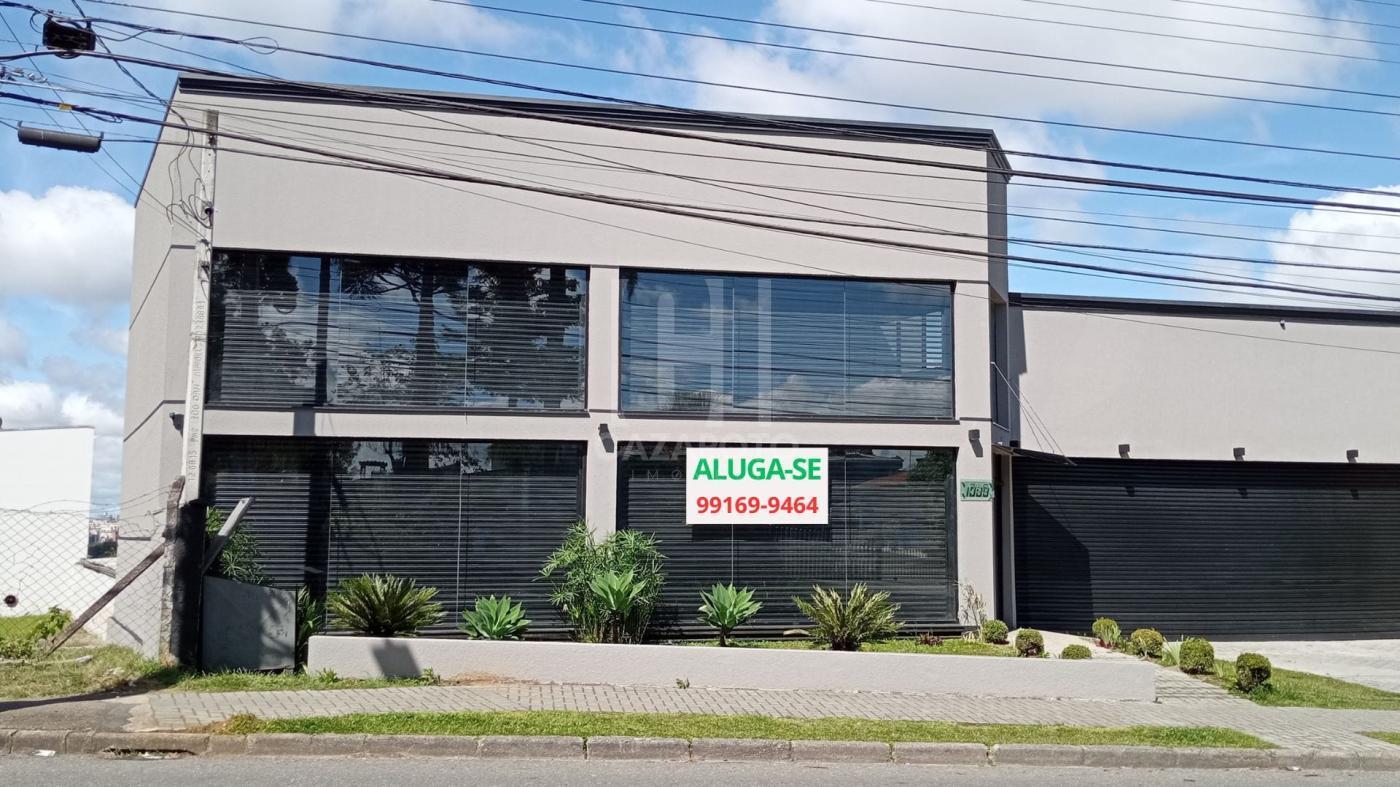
[1347,449,1360,463]
[169,412,185,432]
[968,428,981,442]
[597,423,614,453]
[1118,443,1131,458]
[1233,446,1246,460]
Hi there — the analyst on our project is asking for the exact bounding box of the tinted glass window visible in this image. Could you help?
[621,271,952,419]
[209,251,587,410]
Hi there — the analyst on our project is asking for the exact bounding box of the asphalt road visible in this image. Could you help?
[0,756,1394,786]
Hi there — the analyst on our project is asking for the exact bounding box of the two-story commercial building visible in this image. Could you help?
[116,74,1399,653]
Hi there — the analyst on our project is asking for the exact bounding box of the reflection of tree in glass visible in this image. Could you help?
[466,263,584,410]
[909,452,954,485]
[337,258,470,406]
[210,252,319,403]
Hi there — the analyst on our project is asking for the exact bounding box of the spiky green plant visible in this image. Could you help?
[540,522,665,643]
[790,584,902,651]
[460,595,531,640]
[697,583,762,646]
[205,508,268,585]
[326,574,443,637]
[294,586,324,668]
[589,570,646,643]
[1091,617,1121,649]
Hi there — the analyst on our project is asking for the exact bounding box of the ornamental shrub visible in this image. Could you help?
[540,522,666,643]
[1015,628,1045,657]
[326,574,443,637]
[1127,627,1165,658]
[791,584,902,651]
[205,508,268,585]
[1060,644,1092,660]
[1091,617,1121,648]
[980,618,1009,644]
[697,583,762,647]
[460,595,531,640]
[1179,638,1215,675]
[1235,652,1273,693]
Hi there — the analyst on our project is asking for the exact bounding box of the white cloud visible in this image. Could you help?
[0,187,134,305]
[1259,186,1400,307]
[0,381,58,425]
[0,318,26,367]
[0,379,124,512]
[658,0,1373,126]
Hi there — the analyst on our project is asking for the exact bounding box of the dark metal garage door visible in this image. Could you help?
[1013,458,1400,638]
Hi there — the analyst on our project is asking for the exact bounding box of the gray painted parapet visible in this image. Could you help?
[307,636,1157,702]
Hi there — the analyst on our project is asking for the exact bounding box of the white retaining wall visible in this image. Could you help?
[308,637,1157,701]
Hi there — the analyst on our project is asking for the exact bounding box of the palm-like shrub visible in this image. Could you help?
[698,583,762,646]
[206,508,268,585]
[326,574,443,637]
[540,522,665,643]
[460,595,531,640]
[791,584,902,651]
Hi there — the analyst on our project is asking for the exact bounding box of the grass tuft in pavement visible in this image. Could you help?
[171,671,435,693]
[208,709,1270,749]
[1205,661,1400,711]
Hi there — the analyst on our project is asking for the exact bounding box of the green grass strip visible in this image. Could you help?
[1206,661,1400,711]
[1363,732,1400,747]
[214,710,1269,749]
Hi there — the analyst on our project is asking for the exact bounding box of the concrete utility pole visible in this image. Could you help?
[179,110,218,504]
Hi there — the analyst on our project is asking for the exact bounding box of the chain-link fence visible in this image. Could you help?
[0,489,173,669]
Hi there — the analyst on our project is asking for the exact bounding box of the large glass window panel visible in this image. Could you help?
[618,442,957,632]
[208,251,587,410]
[621,271,952,419]
[208,252,323,406]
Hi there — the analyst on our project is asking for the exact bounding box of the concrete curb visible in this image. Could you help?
[1,729,1398,770]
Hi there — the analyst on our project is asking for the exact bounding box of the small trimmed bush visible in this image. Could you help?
[1091,617,1121,648]
[1235,652,1273,693]
[1127,627,1165,658]
[1015,628,1044,657]
[1060,644,1092,660]
[1179,638,1215,675]
[980,618,1009,644]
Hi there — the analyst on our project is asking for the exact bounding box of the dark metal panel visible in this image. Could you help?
[1013,458,1400,638]
[618,443,957,636]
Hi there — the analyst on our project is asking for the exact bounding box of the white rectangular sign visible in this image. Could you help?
[685,447,829,525]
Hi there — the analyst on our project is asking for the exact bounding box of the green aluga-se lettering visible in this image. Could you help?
[765,458,787,480]
[693,458,715,480]
[807,457,823,481]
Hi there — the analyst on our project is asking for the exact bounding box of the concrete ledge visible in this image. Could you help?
[1082,744,1181,769]
[360,734,482,758]
[992,744,1086,766]
[478,735,584,759]
[307,636,1157,701]
[892,742,988,765]
[9,729,70,755]
[690,737,791,762]
[0,729,13,755]
[586,736,689,761]
[791,740,891,763]
[247,733,366,756]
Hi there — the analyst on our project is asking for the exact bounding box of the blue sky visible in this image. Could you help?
[3,0,1400,510]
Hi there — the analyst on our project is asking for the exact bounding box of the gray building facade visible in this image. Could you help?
[117,75,1399,651]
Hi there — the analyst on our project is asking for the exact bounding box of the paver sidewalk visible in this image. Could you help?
[132,671,1400,755]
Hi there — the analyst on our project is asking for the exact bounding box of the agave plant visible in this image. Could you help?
[326,574,443,637]
[589,569,646,643]
[790,584,902,651]
[540,523,666,643]
[460,595,531,640]
[697,583,762,647]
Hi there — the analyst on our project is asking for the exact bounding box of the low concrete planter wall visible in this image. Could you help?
[308,637,1156,701]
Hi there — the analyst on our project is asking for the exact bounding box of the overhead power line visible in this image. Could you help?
[69,0,1400,168]
[7,87,1400,306]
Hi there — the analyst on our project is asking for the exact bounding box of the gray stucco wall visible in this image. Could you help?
[1011,303,1400,464]
[123,81,1009,626]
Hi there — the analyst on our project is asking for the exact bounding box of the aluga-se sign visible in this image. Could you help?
[686,447,829,525]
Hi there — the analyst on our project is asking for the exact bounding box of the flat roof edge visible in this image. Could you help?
[173,74,1012,171]
[1011,292,1400,326]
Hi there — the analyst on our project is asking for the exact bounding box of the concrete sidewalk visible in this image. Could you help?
[119,674,1400,755]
